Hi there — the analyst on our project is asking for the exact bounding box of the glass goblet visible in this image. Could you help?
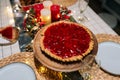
[79,54,95,80]
[78,0,89,22]
[0,25,19,46]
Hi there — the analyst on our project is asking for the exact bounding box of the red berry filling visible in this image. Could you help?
[43,22,91,59]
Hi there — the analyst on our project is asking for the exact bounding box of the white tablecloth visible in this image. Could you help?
[0,0,117,59]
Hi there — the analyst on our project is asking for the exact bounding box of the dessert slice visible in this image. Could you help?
[40,21,94,62]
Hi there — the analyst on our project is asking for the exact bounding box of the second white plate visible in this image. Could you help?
[95,41,120,75]
[0,62,36,80]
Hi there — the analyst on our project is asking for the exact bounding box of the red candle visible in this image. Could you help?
[33,3,44,17]
[50,5,60,22]
[22,5,32,11]
[33,3,44,22]
[33,3,44,13]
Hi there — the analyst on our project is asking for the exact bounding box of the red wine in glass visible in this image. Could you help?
[0,25,19,45]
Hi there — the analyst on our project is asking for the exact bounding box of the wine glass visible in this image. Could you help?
[78,54,95,80]
[0,25,19,46]
[78,0,89,22]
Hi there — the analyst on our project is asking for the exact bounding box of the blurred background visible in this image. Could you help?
[89,0,120,35]
[18,0,120,35]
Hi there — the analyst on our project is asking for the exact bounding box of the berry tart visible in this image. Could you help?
[34,21,97,71]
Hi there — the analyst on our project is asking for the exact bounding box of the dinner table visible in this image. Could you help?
[0,0,119,80]
[0,0,117,59]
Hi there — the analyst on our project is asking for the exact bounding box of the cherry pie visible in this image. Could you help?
[39,21,94,62]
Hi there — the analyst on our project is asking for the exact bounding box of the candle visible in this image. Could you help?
[33,3,44,16]
[41,9,51,25]
[50,5,60,22]
[43,0,53,9]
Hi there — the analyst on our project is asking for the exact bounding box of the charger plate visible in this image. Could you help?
[89,34,120,80]
[0,62,36,80]
[0,52,46,80]
[95,34,120,75]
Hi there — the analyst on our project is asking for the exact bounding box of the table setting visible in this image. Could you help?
[0,0,120,80]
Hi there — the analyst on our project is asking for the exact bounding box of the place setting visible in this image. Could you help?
[95,34,120,76]
[0,0,120,80]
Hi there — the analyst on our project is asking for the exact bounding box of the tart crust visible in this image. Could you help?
[40,21,94,62]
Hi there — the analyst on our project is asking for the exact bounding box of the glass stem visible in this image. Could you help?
[79,14,84,21]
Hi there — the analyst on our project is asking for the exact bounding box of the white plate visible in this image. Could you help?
[95,41,120,75]
[0,62,36,80]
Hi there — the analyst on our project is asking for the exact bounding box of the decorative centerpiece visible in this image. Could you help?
[22,1,71,38]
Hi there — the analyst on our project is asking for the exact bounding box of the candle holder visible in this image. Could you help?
[22,3,71,39]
